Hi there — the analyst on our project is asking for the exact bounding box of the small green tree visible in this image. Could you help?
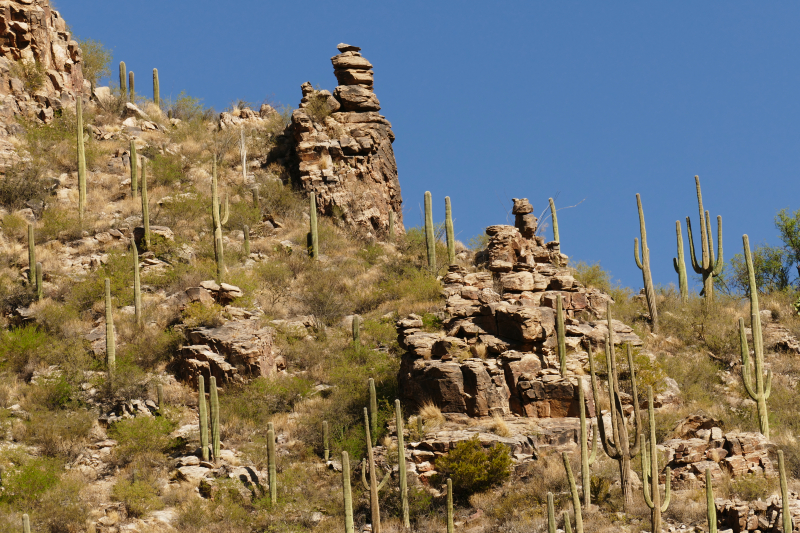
[76,38,112,86]
[435,435,511,497]
[728,243,793,295]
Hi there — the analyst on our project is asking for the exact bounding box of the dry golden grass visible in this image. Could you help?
[489,414,511,437]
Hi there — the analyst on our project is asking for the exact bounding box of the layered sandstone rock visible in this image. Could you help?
[716,492,800,532]
[0,0,85,134]
[290,43,402,236]
[398,198,635,419]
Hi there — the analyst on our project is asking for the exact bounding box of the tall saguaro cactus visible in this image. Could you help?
[22,513,31,533]
[368,378,378,444]
[198,375,209,461]
[128,70,135,102]
[779,450,793,533]
[152,68,159,108]
[445,196,455,265]
[119,61,127,97]
[141,162,150,249]
[577,374,597,509]
[342,451,354,533]
[642,386,671,533]
[352,315,361,345]
[447,478,454,533]
[547,492,557,533]
[211,156,225,281]
[35,263,42,301]
[309,192,319,259]
[706,467,717,533]
[243,225,250,258]
[634,194,658,331]
[686,176,723,303]
[589,304,642,510]
[322,420,329,462]
[740,234,771,440]
[424,191,435,270]
[132,238,142,327]
[209,376,220,461]
[268,424,277,504]
[673,220,688,303]
[77,95,87,221]
[27,223,35,285]
[130,140,138,198]
[105,278,115,372]
[556,294,567,376]
[562,452,584,533]
[396,399,409,528]
[362,407,390,533]
[549,197,559,242]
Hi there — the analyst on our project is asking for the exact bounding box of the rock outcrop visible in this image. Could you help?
[290,43,402,237]
[0,0,85,134]
[398,198,633,418]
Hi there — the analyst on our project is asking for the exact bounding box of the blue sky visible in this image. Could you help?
[59,1,800,292]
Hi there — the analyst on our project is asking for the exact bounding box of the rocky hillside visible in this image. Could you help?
[1,7,800,533]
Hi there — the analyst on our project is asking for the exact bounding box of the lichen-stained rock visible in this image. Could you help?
[187,319,277,379]
[171,344,241,386]
[290,44,402,237]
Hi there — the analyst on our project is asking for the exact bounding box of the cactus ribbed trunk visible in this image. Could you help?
[740,234,771,440]
[549,197,559,242]
[388,211,394,242]
[141,162,150,249]
[634,194,658,331]
[673,220,688,303]
[547,492,556,533]
[578,376,596,509]
[447,478,454,533]
[396,400,409,528]
[309,192,319,259]
[424,191,435,270]
[128,71,135,102]
[779,450,793,533]
[132,238,141,327]
[642,387,671,533]
[22,513,31,533]
[27,223,35,284]
[152,68,159,108]
[556,294,566,376]
[368,378,377,444]
[243,225,250,258]
[211,156,224,282]
[268,425,277,504]
[77,96,87,222]
[322,420,329,462]
[445,196,455,265]
[342,451,354,533]
[198,375,209,461]
[562,452,584,533]
[119,61,127,97]
[35,263,42,301]
[209,376,220,461]
[352,315,361,345]
[687,176,723,304]
[130,140,138,199]
[105,278,115,372]
[706,467,717,533]
[364,407,382,533]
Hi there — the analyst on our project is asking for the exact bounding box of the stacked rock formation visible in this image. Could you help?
[398,198,640,418]
[0,1,85,133]
[290,43,402,236]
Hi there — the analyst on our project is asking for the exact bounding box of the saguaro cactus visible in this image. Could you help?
[77,96,87,221]
[211,156,225,281]
[152,68,159,108]
[634,194,658,331]
[342,451,354,533]
[445,196,455,265]
[447,478,454,533]
[549,197,560,242]
[577,375,597,509]
[35,263,42,301]
[322,420,329,462]
[132,238,142,327]
[706,467,717,533]
[779,450,793,533]
[686,176,723,303]
[27,223,35,284]
[424,191,435,270]
[352,315,361,345]
[105,278,115,372]
[673,220,688,303]
[556,294,567,376]
[22,513,31,533]
[130,140,138,198]
[128,70,135,102]
[368,378,377,443]
[198,375,209,461]
[547,492,557,533]
[396,399,409,528]
[243,225,250,258]
[119,61,127,96]
[209,376,220,461]
[388,211,395,242]
[589,304,642,510]
[362,407,390,533]
[239,127,247,182]
[562,452,584,533]
[740,234,771,440]
[642,386,671,533]
[141,162,150,249]
[157,383,163,410]
[268,424,277,504]
[309,192,319,259]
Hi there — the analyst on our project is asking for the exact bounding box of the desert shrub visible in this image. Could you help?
[112,477,165,518]
[304,91,334,123]
[0,325,54,374]
[222,375,313,431]
[434,435,512,497]
[97,357,151,404]
[254,261,293,312]
[182,301,224,328]
[117,327,182,369]
[0,456,62,505]
[378,263,441,306]
[297,266,354,325]
[109,415,178,464]
[20,106,104,174]
[253,176,303,219]
[38,205,84,242]
[0,163,49,210]
[659,294,741,361]
[33,473,88,533]
[724,472,778,501]
[571,261,612,292]
[18,409,94,459]
[149,152,185,186]
[9,59,46,93]
[75,37,112,86]
[152,188,208,231]
[165,91,208,122]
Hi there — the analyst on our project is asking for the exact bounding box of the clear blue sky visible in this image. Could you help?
[59,1,800,292]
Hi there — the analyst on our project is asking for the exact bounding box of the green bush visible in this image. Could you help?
[182,301,224,329]
[9,59,46,93]
[570,261,612,292]
[223,375,314,430]
[0,163,49,210]
[109,414,177,464]
[75,37,112,86]
[0,456,62,505]
[38,205,84,243]
[19,409,94,459]
[149,152,185,187]
[112,478,165,517]
[434,435,512,497]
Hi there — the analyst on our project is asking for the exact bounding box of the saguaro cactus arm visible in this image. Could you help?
[549,197,559,242]
[198,375,208,462]
[424,191,435,269]
[447,478,454,533]
[152,68,159,108]
[342,451,354,533]
[562,452,584,533]
[673,220,688,302]
[119,61,127,95]
[779,450,793,533]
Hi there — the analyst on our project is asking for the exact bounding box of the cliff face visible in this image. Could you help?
[0,0,85,131]
[290,44,403,237]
